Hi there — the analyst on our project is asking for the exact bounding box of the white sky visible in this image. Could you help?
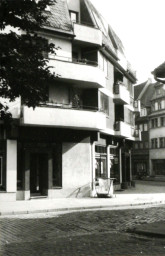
[90,0,165,84]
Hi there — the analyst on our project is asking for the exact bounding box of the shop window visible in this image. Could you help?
[110,147,120,183]
[95,146,107,179]
[152,160,165,175]
[0,157,2,186]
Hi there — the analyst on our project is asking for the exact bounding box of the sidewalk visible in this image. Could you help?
[0,180,165,216]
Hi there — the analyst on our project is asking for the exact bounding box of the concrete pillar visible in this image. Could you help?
[107,145,110,178]
[129,150,132,181]
[48,153,53,189]
[90,142,96,197]
[24,151,30,200]
[119,147,122,184]
[6,140,17,192]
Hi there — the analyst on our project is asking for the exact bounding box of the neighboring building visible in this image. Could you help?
[132,77,165,179]
[0,0,140,202]
[132,79,154,178]
[149,82,165,177]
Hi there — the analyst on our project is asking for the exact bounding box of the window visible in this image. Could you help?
[0,157,2,186]
[140,108,147,116]
[100,92,109,115]
[134,143,138,149]
[140,143,143,149]
[144,142,149,148]
[99,53,108,76]
[155,102,158,111]
[161,117,165,126]
[69,11,78,23]
[158,101,162,110]
[144,123,148,131]
[151,138,158,149]
[139,124,143,131]
[151,118,158,128]
[159,137,165,148]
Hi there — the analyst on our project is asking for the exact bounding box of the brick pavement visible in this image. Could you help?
[1,206,165,256]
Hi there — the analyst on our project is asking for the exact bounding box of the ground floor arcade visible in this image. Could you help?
[0,126,133,201]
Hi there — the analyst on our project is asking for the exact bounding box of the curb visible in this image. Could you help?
[0,200,165,216]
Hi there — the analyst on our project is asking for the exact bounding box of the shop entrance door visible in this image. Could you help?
[30,153,48,196]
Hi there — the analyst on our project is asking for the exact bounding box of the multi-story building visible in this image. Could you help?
[0,0,139,202]
[149,82,165,177]
[132,76,165,179]
[132,79,154,177]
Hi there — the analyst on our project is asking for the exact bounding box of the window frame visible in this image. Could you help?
[69,11,79,23]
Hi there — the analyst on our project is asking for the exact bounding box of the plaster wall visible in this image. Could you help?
[150,127,165,139]
[150,149,165,159]
[62,137,91,188]
[48,36,72,61]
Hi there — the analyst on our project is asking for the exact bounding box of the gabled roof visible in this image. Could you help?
[134,81,147,100]
[84,0,116,55]
[45,0,73,32]
[140,83,155,107]
[134,80,155,107]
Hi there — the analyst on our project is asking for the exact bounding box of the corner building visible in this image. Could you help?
[0,0,140,201]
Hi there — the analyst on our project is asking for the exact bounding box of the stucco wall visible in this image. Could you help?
[62,137,91,189]
[150,127,165,139]
[150,149,165,159]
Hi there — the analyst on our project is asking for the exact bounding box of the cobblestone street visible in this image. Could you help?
[1,205,165,256]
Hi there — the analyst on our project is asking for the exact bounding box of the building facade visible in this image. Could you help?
[132,78,165,179]
[0,0,140,201]
[149,82,165,177]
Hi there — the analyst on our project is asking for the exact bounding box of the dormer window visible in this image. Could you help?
[69,11,78,23]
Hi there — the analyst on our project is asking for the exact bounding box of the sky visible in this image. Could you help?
[90,0,165,84]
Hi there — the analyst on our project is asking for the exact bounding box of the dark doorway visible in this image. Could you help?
[30,153,48,196]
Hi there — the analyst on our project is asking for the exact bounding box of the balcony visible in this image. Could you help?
[49,59,106,88]
[114,121,140,140]
[73,23,102,46]
[113,83,130,105]
[21,105,106,131]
